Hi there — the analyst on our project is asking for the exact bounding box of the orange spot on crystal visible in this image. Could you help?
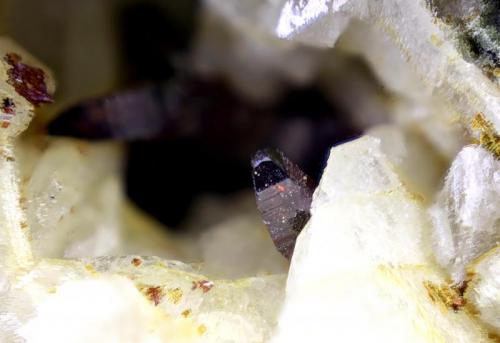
[276,184,286,192]
[131,257,142,267]
[192,280,214,293]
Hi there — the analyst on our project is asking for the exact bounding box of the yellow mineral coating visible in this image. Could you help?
[471,113,500,158]
[167,287,184,305]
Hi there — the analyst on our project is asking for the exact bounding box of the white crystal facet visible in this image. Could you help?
[272,136,491,342]
[430,145,500,282]
[466,248,500,335]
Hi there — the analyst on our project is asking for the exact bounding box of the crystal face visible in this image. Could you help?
[430,145,500,282]
[252,149,314,259]
[3,0,500,341]
[271,137,491,343]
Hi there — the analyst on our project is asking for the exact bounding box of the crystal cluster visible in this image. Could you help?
[2,0,500,342]
[0,39,287,343]
[272,136,493,342]
[430,145,500,282]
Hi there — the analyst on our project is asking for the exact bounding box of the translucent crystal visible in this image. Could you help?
[0,39,287,342]
[252,149,314,259]
[466,247,500,336]
[19,138,124,258]
[0,37,55,269]
[430,145,500,282]
[367,124,447,203]
[272,136,491,342]
[14,257,285,343]
[207,0,500,137]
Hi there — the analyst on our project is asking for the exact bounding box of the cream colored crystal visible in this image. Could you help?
[367,124,447,203]
[18,138,124,258]
[430,145,500,282]
[0,37,55,269]
[17,258,285,343]
[272,136,493,342]
[466,247,500,336]
[207,0,497,154]
[0,39,286,343]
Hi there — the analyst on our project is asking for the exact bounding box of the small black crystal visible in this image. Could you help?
[252,148,315,259]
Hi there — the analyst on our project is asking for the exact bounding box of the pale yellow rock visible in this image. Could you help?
[20,138,123,258]
[466,247,500,336]
[368,124,447,203]
[16,257,285,343]
[0,37,55,269]
[272,136,494,342]
[0,39,286,343]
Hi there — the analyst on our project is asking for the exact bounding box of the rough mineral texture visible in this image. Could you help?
[430,145,500,282]
[466,247,500,336]
[2,0,500,342]
[15,258,285,343]
[271,136,493,342]
[0,38,287,343]
[206,0,500,155]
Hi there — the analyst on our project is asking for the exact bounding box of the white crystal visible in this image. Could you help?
[272,136,491,342]
[207,0,500,140]
[466,247,500,336]
[368,124,447,202]
[0,37,56,269]
[430,145,500,282]
[19,276,170,343]
[0,38,287,343]
[14,258,285,343]
[20,139,124,258]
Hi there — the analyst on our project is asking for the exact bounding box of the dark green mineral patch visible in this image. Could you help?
[429,0,500,79]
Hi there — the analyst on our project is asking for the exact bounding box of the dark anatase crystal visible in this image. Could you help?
[252,148,315,259]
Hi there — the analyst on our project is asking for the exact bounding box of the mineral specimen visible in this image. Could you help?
[207,0,500,150]
[4,52,53,107]
[0,37,55,270]
[429,0,500,80]
[465,247,500,336]
[272,136,493,342]
[0,39,287,343]
[430,144,500,282]
[17,257,285,343]
[252,149,314,259]
[2,0,500,342]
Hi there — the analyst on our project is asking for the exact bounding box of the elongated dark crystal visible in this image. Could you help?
[252,148,315,259]
[47,84,174,140]
[48,78,274,146]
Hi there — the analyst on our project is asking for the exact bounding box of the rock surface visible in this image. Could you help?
[0,38,287,343]
[430,145,500,282]
[466,247,500,336]
[271,136,493,342]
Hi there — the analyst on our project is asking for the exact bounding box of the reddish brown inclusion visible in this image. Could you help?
[2,98,15,114]
[4,53,53,106]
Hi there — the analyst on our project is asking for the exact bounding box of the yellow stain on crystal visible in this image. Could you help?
[167,287,183,305]
[471,113,500,158]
